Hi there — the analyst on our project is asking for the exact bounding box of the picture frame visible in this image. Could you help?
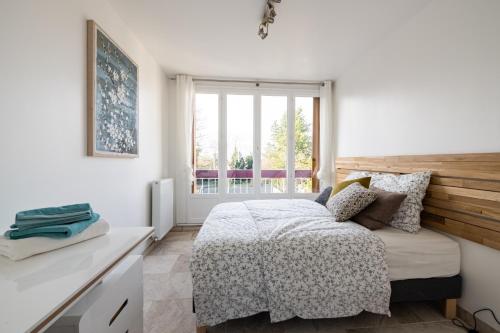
[87,20,139,158]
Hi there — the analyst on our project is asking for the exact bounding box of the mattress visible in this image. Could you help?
[372,227,460,281]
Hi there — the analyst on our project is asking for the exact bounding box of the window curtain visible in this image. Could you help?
[316,80,334,187]
[175,75,194,223]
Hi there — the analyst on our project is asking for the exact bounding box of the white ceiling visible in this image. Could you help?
[108,0,430,81]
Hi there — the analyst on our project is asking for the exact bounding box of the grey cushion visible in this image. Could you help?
[326,183,378,222]
[352,187,407,230]
[314,186,333,206]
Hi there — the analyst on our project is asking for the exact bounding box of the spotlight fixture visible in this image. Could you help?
[258,0,281,40]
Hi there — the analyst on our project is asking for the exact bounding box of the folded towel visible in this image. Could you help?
[11,203,92,229]
[11,214,95,231]
[16,203,92,220]
[11,203,92,230]
[0,219,110,261]
[5,213,100,240]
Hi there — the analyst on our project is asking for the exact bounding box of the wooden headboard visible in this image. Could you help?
[335,153,500,251]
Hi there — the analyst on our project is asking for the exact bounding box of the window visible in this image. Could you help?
[261,96,288,193]
[193,93,219,194]
[192,87,320,195]
[294,97,320,193]
[227,95,254,193]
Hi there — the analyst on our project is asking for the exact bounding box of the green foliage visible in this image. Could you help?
[229,146,253,170]
[263,107,312,170]
[294,108,313,170]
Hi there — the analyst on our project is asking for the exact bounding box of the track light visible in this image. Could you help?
[258,23,268,39]
[258,0,281,39]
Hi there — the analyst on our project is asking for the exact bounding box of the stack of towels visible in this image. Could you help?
[1,203,109,261]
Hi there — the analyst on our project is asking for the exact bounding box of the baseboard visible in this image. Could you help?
[172,224,202,231]
[457,306,500,333]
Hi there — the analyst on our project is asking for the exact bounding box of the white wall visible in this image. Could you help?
[0,0,168,229]
[334,0,500,329]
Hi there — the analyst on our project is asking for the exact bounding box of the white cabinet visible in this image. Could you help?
[47,255,143,333]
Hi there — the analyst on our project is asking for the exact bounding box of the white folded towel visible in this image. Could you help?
[0,219,110,261]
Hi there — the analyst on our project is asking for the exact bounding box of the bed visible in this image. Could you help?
[190,200,461,329]
[191,199,393,328]
[191,152,500,332]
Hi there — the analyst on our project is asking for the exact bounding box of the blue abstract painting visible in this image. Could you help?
[93,27,138,156]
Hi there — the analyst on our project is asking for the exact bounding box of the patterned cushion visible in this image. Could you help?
[326,182,378,222]
[314,186,333,206]
[369,171,432,233]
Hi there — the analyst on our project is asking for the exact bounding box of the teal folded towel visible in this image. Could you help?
[14,203,93,228]
[5,213,100,240]
[11,215,95,231]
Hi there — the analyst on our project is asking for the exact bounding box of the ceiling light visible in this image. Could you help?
[258,23,268,39]
[258,0,281,40]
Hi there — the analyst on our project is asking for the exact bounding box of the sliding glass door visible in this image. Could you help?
[193,93,219,194]
[227,94,254,194]
[261,95,288,193]
[192,87,319,197]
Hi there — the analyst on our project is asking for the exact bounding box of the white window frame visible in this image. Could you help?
[191,82,320,200]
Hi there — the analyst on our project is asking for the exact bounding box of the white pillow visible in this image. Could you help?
[345,171,373,180]
[369,171,432,233]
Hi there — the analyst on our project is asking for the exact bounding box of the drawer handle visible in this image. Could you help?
[109,299,128,326]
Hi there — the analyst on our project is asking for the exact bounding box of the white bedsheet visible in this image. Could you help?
[373,226,460,281]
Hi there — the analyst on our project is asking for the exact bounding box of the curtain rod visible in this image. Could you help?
[168,77,324,87]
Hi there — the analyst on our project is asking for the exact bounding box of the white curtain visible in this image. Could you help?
[175,75,194,223]
[316,80,334,187]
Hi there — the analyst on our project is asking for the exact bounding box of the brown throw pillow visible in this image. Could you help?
[332,177,371,195]
[352,187,407,230]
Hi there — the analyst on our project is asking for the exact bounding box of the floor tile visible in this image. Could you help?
[166,231,194,241]
[150,240,194,255]
[145,298,195,333]
[143,254,180,274]
[144,272,193,301]
[171,254,191,273]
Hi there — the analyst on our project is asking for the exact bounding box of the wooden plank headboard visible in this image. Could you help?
[335,153,500,251]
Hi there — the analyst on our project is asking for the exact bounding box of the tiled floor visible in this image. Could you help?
[143,230,464,333]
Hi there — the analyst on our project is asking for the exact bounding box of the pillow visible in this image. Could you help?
[351,187,407,230]
[333,177,371,195]
[326,182,378,222]
[314,186,333,206]
[345,171,373,180]
[369,171,432,233]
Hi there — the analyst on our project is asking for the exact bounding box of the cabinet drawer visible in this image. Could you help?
[48,255,143,333]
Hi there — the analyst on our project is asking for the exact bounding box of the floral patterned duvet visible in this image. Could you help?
[190,199,391,326]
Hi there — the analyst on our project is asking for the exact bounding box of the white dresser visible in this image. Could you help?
[47,255,143,333]
[0,227,153,333]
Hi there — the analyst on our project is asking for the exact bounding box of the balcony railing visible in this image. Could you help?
[194,170,313,194]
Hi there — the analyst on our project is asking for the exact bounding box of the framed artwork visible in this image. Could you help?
[87,20,139,157]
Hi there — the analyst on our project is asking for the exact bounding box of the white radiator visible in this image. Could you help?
[152,178,174,241]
